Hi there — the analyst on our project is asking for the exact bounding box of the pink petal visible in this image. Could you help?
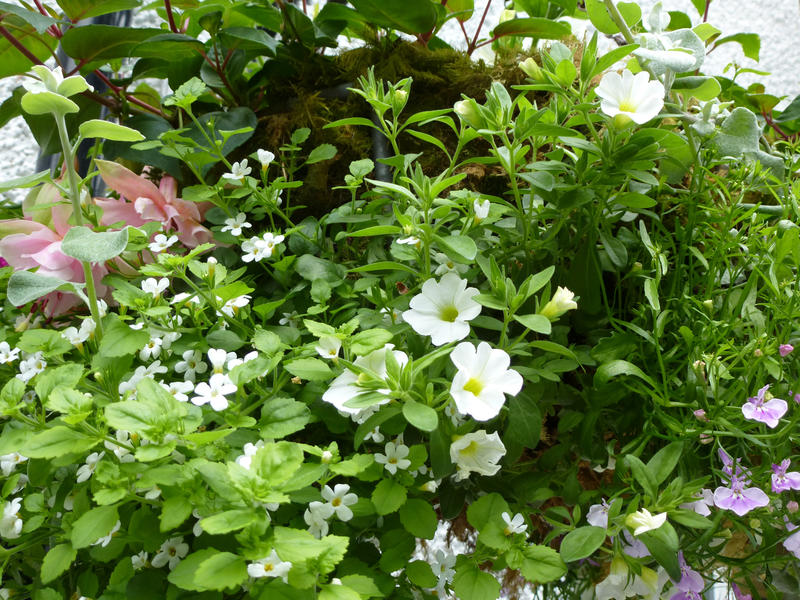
[95,159,166,210]
[96,198,147,228]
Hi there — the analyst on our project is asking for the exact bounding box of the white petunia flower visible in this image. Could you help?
[16,352,46,382]
[191,373,237,411]
[141,277,169,298]
[76,451,105,483]
[449,341,523,421]
[0,342,21,365]
[315,336,341,360]
[450,430,506,481]
[221,213,252,236]
[139,335,163,361]
[402,272,481,346]
[304,501,334,538]
[594,70,665,125]
[375,440,411,475]
[0,453,27,477]
[0,498,23,539]
[131,551,149,570]
[222,159,252,183]
[322,345,408,418]
[257,149,275,170]
[235,440,264,470]
[321,484,358,521]
[174,350,208,382]
[539,286,578,320]
[501,512,528,536]
[626,508,667,536]
[93,520,121,547]
[148,233,178,253]
[433,252,469,276]
[247,549,292,581]
[151,537,189,570]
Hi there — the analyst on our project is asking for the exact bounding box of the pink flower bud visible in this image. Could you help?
[780,344,794,357]
[788,501,799,514]
[694,409,708,422]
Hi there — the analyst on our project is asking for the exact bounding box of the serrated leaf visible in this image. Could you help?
[40,543,76,583]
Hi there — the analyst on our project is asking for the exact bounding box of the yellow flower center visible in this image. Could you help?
[463,377,483,396]
[461,441,479,457]
[440,305,459,323]
[332,497,342,507]
[264,562,274,572]
[618,99,636,113]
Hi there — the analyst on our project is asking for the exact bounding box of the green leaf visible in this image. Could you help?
[594,359,657,389]
[285,358,333,382]
[346,0,437,34]
[406,560,438,588]
[0,2,60,33]
[518,544,567,583]
[714,32,760,61]
[453,562,501,600]
[513,314,551,335]
[253,442,304,486]
[21,426,97,458]
[200,509,257,535]
[7,271,71,306]
[559,526,606,562]
[639,523,680,580]
[192,552,248,591]
[346,225,403,238]
[398,498,438,539]
[35,364,83,403]
[613,192,656,209]
[671,75,721,101]
[338,574,382,598]
[160,496,193,532]
[71,505,118,548]
[260,397,311,438]
[713,107,760,157]
[56,0,141,20]
[435,234,477,262]
[0,169,50,192]
[585,0,641,34]
[647,442,683,485]
[625,454,658,499]
[218,27,278,54]
[350,329,394,356]
[61,26,162,64]
[491,17,571,40]
[98,318,149,358]
[643,277,660,312]
[505,393,542,449]
[467,493,510,531]
[402,400,438,432]
[371,479,407,515]
[306,143,337,164]
[40,543,76,583]
[168,549,218,591]
[669,509,712,529]
[349,261,417,274]
[319,584,361,600]
[296,254,347,286]
[79,119,145,142]
[61,226,129,263]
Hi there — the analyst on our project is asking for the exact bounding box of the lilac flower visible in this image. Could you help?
[621,529,649,558]
[671,592,702,600]
[772,459,800,493]
[741,384,787,428]
[779,344,794,357]
[671,551,704,593]
[713,475,769,516]
[731,583,752,600]
[587,500,610,528]
[718,447,748,483]
[783,520,800,559]
[679,488,714,516]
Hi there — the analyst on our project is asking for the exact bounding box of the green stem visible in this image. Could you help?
[55,114,104,339]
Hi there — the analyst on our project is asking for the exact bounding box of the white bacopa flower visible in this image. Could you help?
[191,373,237,411]
[0,341,20,365]
[16,352,46,383]
[450,430,506,481]
[449,341,523,421]
[104,430,135,463]
[62,325,90,346]
[172,292,201,307]
[139,335,163,361]
[217,294,251,318]
[221,212,252,237]
[174,350,208,382]
[148,233,178,253]
[433,252,469,276]
[208,348,235,374]
[0,452,27,477]
[247,549,292,581]
[0,498,23,539]
[501,512,528,536]
[76,451,105,483]
[397,235,420,246]
[539,286,578,321]
[241,232,285,263]
[363,426,384,444]
[160,380,194,403]
[594,69,665,125]
[93,520,121,547]
[227,350,258,371]
[144,486,162,500]
[257,148,275,169]
[131,551,149,571]
[235,440,264,470]
[402,272,481,346]
[322,345,408,417]
[279,311,299,327]
[151,537,189,569]
[304,501,334,538]
[222,159,252,183]
[141,277,169,298]
[473,197,490,221]
[375,440,411,475]
[625,508,668,536]
[321,484,358,521]
[380,306,403,325]
[432,549,456,587]
[315,336,342,360]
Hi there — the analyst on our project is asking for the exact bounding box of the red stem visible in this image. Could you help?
[0,23,45,65]
[468,0,492,55]
[164,0,178,33]
[762,111,792,142]
[703,1,710,23]
[93,69,166,117]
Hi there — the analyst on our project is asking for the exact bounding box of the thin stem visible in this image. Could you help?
[92,69,166,117]
[0,24,48,65]
[468,0,492,54]
[164,0,179,33]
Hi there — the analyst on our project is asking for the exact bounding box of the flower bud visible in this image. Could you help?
[453,98,484,129]
[788,501,799,514]
[518,57,544,81]
[693,409,707,422]
[754,348,763,357]
[539,286,578,320]
[779,344,794,357]
[321,450,333,464]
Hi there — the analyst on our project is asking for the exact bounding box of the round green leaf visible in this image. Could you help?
[61,226,129,263]
[398,499,438,539]
[402,400,438,432]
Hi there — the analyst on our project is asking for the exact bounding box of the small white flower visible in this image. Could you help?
[93,520,121,547]
[433,252,469,276]
[421,479,440,493]
[432,550,456,586]
[402,272,481,346]
[160,380,194,403]
[0,498,23,539]
[594,69,665,125]
[235,440,264,470]
[450,430,506,481]
[315,336,341,359]
[191,373,237,411]
[104,430,135,463]
[0,342,20,365]
[375,441,411,475]
[174,350,208,382]
[144,486,162,500]
[227,350,258,372]
[0,452,27,477]
[222,159,252,183]
[76,451,105,483]
[626,508,667,536]
[257,149,275,169]
[151,537,189,570]
[473,197,490,221]
[97,299,108,317]
[587,500,610,528]
[279,311,299,327]
[62,324,91,346]
[139,335,163,361]
[148,233,178,253]
[172,292,201,307]
[380,307,403,325]
[321,484,358,521]
[131,551,149,570]
[449,341,523,421]
[539,286,578,320]
[221,213,252,237]
[141,277,169,298]
[16,352,46,383]
[218,294,251,318]
[397,235,420,246]
[680,488,714,517]
[363,426,384,444]
[208,348,235,374]
[130,321,145,330]
[247,549,292,581]
[501,512,527,536]
[304,501,334,538]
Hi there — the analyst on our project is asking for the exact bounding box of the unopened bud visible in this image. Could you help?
[693,409,707,422]
[518,57,544,81]
[788,501,799,513]
[753,349,763,357]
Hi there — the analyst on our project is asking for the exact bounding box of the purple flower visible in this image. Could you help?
[621,529,649,558]
[718,447,749,483]
[779,344,794,357]
[771,459,800,493]
[741,384,787,428]
[693,409,707,422]
[586,500,610,528]
[671,592,702,600]
[671,551,704,593]
[731,585,752,600]
[783,520,800,559]
[713,475,769,516]
[679,488,714,516]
